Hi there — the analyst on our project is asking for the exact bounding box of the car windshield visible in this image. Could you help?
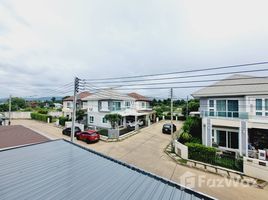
[163,124,171,128]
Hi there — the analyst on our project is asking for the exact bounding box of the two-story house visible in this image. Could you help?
[62,91,91,119]
[63,90,155,129]
[192,74,268,159]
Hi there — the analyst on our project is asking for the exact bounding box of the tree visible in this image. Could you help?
[0,104,8,112]
[76,109,86,122]
[51,97,56,102]
[11,97,27,110]
[104,114,122,129]
[182,100,199,116]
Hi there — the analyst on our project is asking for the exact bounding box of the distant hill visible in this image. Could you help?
[0,96,63,103]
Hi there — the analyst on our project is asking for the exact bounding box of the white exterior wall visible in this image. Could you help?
[135,101,151,110]
[87,112,111,128]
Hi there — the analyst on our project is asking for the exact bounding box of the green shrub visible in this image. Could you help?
[37,109,48,115]
[31,112,52,123]
[186,143,217,164]
[59,116,69,126]
[178,132,192,144]
[182,116,202,140]
[98,129,108,137]
[186,142,243,171]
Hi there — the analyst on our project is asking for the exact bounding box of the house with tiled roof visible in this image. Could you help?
[62,91,92,118]
[81,89,155,129]
[62,90,155,129]
[192,74,268,181]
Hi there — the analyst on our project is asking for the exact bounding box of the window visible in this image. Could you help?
[256,112,262,116]
[102,117,107,123]
[216,100,227,117]
[227,100,239,118]
[256,99,262,111]
[228,132,239,149]
[112,102,121,111]
[211,129,216,143]
[209,100,214,108]
[89,116,94,123]
[142,102,146,108]
[214,129,239,149]
[209,109,215,116]
[67,102,72,108]
[217,130,226,147]
[265,99,268,111]
[125,101,130,108]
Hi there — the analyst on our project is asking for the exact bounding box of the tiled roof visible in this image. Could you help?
[127,92,150,101]
[192,74,268,98]
[0,140,215,200]
[0,125,49,149]
[63,91,92,101]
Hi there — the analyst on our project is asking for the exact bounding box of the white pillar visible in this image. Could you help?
[47,117,50,123]
[162,116,165,120]
[176,116,178,121]
[156,117,159,122]
[123,117,126,128]
[135,115,139,131]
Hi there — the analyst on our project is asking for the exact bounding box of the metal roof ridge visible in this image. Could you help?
[63,139,216,200]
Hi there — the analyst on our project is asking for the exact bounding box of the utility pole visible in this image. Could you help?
[170,88,174,145]
[186,95,189,117]
[8,95,11,125]
[71,77,79,142]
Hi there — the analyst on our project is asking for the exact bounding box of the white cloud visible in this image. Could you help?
[0,0,268,98]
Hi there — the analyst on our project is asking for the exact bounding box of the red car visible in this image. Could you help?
[76,130,100,144]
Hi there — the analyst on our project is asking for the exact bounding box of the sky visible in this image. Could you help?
[0,0,268,98]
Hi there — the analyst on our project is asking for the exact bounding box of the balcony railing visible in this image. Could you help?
[201,111,249,119]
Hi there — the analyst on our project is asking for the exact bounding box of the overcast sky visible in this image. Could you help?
[0,0,268,98]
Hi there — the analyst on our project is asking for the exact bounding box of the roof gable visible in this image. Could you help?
[192,74,268,98]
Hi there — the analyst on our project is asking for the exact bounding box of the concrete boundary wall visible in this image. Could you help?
[3,112,31,119]
[244,157,268,182]
[174,140,188,159]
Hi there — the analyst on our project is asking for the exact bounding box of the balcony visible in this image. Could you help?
[201,111,249,119]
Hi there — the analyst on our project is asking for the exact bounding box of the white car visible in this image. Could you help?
[127,120,144,128]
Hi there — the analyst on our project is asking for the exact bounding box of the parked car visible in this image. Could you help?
[62,127,81,137]
[162,123,177,134]
[76,130,100,144]
[127,120,144,130]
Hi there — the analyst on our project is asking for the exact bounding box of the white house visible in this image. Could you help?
[192,74,268,157]
[82,90,155,129]
[63,90,155,129]
[62,91,91,119]
[192,74,268,181]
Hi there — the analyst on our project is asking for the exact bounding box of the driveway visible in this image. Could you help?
[12,120,268,200]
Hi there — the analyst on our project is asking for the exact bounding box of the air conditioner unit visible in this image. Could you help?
[258,150,266,161]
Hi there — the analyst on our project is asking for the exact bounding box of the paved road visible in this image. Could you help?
[12,120,268,200]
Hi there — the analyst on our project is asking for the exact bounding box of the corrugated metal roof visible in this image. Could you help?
[0,140,215,200]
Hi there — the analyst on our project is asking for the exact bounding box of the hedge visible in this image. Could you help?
[186,142,217,164]
[31,112,52,123]
[186,142,243,171]
[98,129,108,137]
[59,116,69,126]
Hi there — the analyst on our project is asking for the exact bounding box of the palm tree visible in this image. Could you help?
[104,114,122,129]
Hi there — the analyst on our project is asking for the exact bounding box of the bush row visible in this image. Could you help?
[186,142,243,171]
[59,116,69,126]
[186,142,217,164]
[31,112,52,123]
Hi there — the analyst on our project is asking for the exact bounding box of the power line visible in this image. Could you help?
[82,81,268,91]
[82,61,268,81]
[82,68,268,84]
[82,75,268,88]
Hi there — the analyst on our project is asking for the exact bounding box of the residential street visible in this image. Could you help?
[13,120,268,200]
